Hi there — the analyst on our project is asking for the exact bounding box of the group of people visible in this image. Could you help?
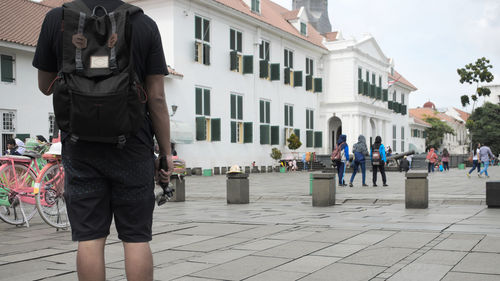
[467,143,496,178]
[2,135,48,156]
[425,147,450,173]
[332,134,388,187]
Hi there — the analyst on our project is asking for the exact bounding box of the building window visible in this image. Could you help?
[194,16,210,65]
[372,73,376,85]
[259,40,270,61]
[306,109,314,130]
[401,93,405,105]
[379,76,382,87]
[306,58,314,76]
[230,93,252,143]
[401,127,405,152]
[2,112,15,131]
[251,0,260,13]
[284,49,294,69]
[284,104,294,127]
[230,29,243,72]
[195,87,220,141]
[305,109,318,148]
[393,91,397,102]
[366,70,369,82]
[358,68,362,80]
[259,100,275,144]
[300,22,307,35]
[392,125,397,152]
[49,113,55,137]
[1,55,15,83]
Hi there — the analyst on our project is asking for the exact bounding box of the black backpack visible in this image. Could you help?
[53,0,145,147]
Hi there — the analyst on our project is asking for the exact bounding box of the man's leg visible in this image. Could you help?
[123,242,153,281]
[361,161,366,185]
[349,161,357,184]
[77,238,106,281]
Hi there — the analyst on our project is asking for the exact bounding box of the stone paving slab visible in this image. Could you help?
[387,262,452,281]
[341,246,415,267]
[441,271,500,281]
[244,269,307,281]
[274,255,340,273]
[453,252,500,275]
[299,262,386,281]
[413,249,467,266]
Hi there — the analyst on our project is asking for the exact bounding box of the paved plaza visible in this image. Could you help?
[1,167,500,280]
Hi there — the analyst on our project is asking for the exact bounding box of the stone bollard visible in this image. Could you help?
[170,175,185,202]
[226,173,249,204]
[405,172,428,209]
[486,181,500,208]
[312,173,336,207]
[214,167,220,175]
[261,166,266,173]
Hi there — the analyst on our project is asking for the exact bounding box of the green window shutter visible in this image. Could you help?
[313,78,322,92]
[306,75,313,91]
[194,42,199,62]
[271,125,279,145]
[1,55,14,82]
[196,117,206,140]
[293,71,302,87]
[388,101,393,110]
[310,110,314,129]
[284,67,290,85]
[265,102,270,123]
[314,131,322,148]
[237,31,242,52]
[203,44,210,65]
[370,85,375,98]
[230,51,238,71]
[289,107,293,127]
[211,118,221,141]
[195,16,201,40]
[363,81,369,96]
[203,89,210,116]
[294,129,300,139]
[237,95,243,120]
[383,89,388,101]
[260,124,270,144]
[260,100,265,123]
[230,29,235,50]
[195,88,203,115]
[231,121,237,143]
[402,105,407,115]
[203,19,210,42]
[358,79,363,94]
[259,60,269,78]
[423,131,427,138]
[230,94,236,119]
[306,130,313,147]
[244,122,253,143]
[306,110,310,129]
[376,87,381,100]
[270,63,280,81]
[243,55,253,74]
[284,105,289,126]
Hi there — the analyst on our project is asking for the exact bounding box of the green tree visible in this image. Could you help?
[286,133,302,151]
[457,57,494,108]
[270,147,282,164]
[424,116,455,150]
[466,102,500,155]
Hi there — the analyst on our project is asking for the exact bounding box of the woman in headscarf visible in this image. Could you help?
[349,135,368,187]
[370,136,387,187]
[335,134,349,186]
[426,147,438,173]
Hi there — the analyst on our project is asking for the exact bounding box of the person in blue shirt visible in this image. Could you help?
[336,134,349,186]
[370,136,388,187]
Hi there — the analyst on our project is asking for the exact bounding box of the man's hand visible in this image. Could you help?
[155,155,174,184]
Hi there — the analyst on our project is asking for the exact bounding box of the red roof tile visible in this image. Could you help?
[323,31,338,42]
[281,9,300,20]
[411,115,431,127]
[212,0,326,49]
[389,70,417,91]
[453,108,470,122]
[0,0,52,47]
[409,108,457,124]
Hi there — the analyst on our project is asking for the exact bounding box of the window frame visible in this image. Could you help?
[300,22,307,36]
[306,109,314,130]
[194,15,211,65]
[284,104,294,127]
[284,48,294,69]
[195,86,213,141]
[251,0,260,13]
[1,54,16,84]
[306,57,314,76]
[229,28,243,53]
[259,39,270,61]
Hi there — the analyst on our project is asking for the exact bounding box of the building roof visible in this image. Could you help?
[410,115,431,127]
[0,0,52,47]
[212,0,326,49]
[40,0,70,7]
[323,31,338,42]
[281,9,300,20]
[453,107,470,122]
[409,107,459,125]
[389,70,417,91]
[423,101,436,109]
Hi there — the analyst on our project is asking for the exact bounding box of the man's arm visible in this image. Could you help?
[38,70,57,95]
[145,74,173,181]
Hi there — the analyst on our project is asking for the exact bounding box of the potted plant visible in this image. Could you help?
[270,147,283,172]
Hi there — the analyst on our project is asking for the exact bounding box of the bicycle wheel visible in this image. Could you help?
[35,163,70,229]
[0,163,38,225]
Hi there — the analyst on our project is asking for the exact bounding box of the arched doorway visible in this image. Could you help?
[328,116,342,152]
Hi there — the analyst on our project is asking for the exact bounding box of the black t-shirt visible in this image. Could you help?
[33,0,168,161]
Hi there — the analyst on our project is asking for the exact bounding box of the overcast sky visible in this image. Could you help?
[273,0,500,111]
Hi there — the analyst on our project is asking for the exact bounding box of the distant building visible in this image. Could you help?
[484,84,500,105]
[293,0,332,34]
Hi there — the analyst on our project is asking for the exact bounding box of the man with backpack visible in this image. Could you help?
[331,134,349,186]
[371,136,388,187]
[34,1,172,280]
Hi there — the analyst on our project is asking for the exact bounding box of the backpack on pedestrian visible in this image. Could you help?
[372,147,381,166]
[331,143,343,166]
[52,0,145,147]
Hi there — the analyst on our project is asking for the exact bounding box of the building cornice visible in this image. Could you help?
[0,41,36,53]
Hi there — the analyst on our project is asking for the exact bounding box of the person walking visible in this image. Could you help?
[334,134,349,186]
[426,148,438,173]
[371,136,387,187]
[467,143,481,177]
[34,1,172,280]
[349,135,368,187]
[478,144,495,178]
[441,148,450,171]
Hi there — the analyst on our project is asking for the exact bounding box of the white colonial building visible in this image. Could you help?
[484,84,500,105]
[0,0,54,152]
[320,33,417,154]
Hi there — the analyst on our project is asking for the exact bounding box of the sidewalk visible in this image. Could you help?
[0,167,499,280]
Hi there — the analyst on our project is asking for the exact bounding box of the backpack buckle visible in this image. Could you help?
[117,135,126,149]
[70,134,79,144]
